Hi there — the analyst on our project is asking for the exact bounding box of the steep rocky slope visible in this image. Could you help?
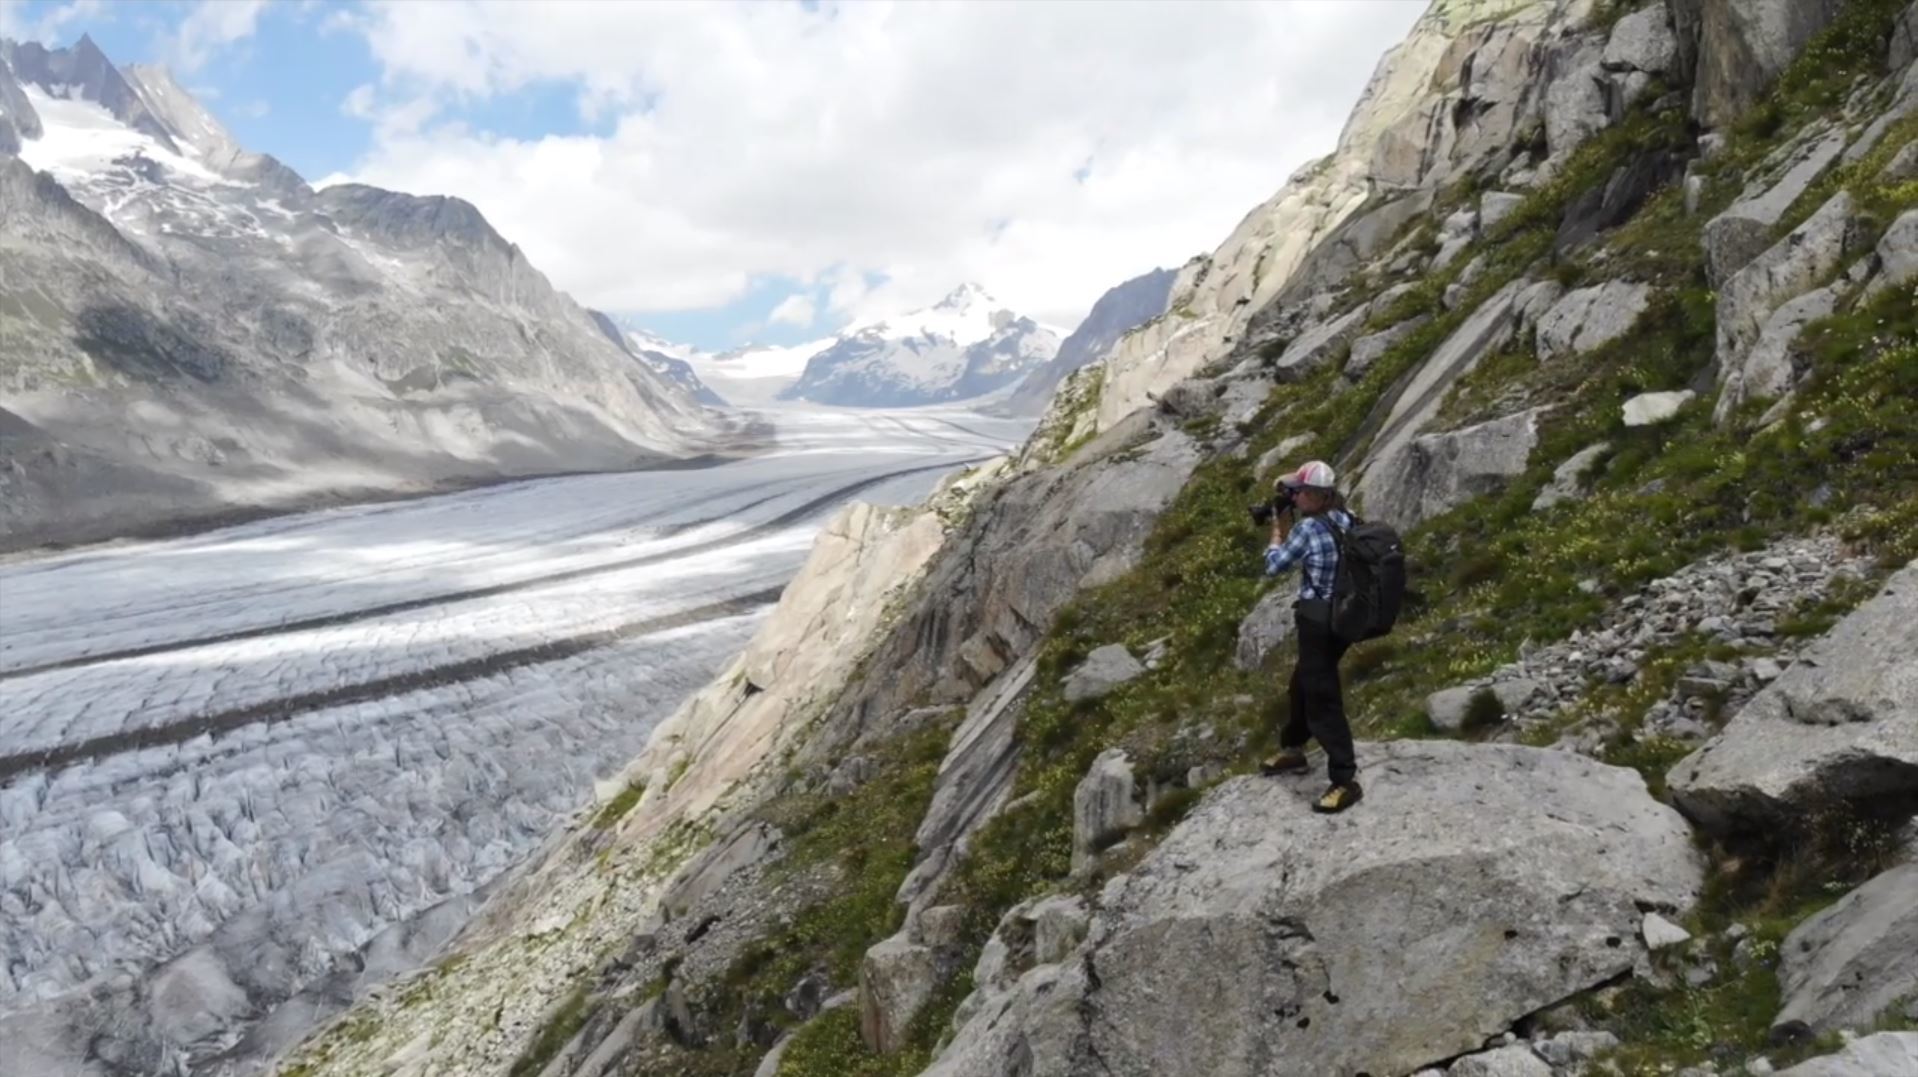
[281,2,1918,1076]
[994,268,1176,417]
[583,311,730,407]
[0,37,732,552]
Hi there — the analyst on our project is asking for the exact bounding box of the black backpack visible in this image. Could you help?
[1327,514,1406,643]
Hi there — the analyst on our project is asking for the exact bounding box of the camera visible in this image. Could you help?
[1247,482,1295,527]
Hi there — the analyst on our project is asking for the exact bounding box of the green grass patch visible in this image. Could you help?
[665,756,692,792]
[632,718,955,1076]
[1591,795,1909,1072]
[508,986,594,1077]
[772,971,976,1077]
[592,781,647,830]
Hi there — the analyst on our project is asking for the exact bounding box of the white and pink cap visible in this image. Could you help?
[1280,460,1338,491]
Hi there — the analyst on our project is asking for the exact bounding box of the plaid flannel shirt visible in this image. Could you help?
[1263,509,1351,601]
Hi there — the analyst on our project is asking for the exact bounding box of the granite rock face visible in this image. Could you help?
[1672,0,1852,126]
[998,269,1176,417]
[1713,283,1841,424]
[927,742,1704,1077]
[1088,1,1608,435]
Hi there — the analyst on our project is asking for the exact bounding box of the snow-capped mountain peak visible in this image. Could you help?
[624,326,705,363]
[849,281,1008,344]
[781,286,1060,407]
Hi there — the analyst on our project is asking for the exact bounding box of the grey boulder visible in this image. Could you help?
[1347,315,1432,381]
[1895,0,1918,71]
[1643,911,1693,950]
[927,741,1704,1077]
[1354,279,1530,520]
[1543,49,1611,160]
[1235,587,1299,671]
[1533,442,1611,511]
[1775,1032,1918,1076]
[1479,191,1527,233]
[1071,748,1144,873]
[1603,4,1678,74]
[1714,284,1839,425]
[1703,128,1849,286]
[1029,895,1092,966]
[1715,193,1867,398]
[950,894,1091,1034]
[1427,686,1483,733]
[1884,142,1918,184]
[859,931,939,1053]
[1866,209,1918,298]
[1359,407,1548,530]
[1063,644,1146,703]
[1772,862,1918,1040]
[1535,281,1652,361]
[1275,302,1373,383]
[1669,562,1918,838]
[1623,390,1694,427]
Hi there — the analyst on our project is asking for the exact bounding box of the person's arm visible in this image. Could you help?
[1264,515,1313,577]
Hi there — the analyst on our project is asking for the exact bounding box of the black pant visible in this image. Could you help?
[1281,602,1357,784]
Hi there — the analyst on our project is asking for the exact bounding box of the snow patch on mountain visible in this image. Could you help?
[778,284,1061,407]
[17,85,222,185]
[1,34,731,551]
[689,339,836,406]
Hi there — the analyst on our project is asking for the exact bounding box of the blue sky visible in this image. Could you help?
[7,0,617,178]
[5,0,1427,351]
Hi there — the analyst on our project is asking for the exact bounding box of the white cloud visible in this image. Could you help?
[341,83,377,119]
[342,82,440,139]
[767,294,816,329]
[3,0,107,44]
[162,0,266,74]
[333,0,1426,328]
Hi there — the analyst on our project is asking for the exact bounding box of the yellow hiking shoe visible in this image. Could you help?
[1313,781,1364,814]
[1260,749,1310,776]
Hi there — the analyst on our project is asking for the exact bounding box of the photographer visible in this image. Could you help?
[1255,460,1363,813]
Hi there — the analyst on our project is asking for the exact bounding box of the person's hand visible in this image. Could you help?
[1271,516,1288,545]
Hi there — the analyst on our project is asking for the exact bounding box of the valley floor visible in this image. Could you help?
[0,405,1028,1074]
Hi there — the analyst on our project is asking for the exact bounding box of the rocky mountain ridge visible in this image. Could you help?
[579,310,730,407]
[273,2,1917,1076]
[0,36,733,553]
[992,267,1176,418]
